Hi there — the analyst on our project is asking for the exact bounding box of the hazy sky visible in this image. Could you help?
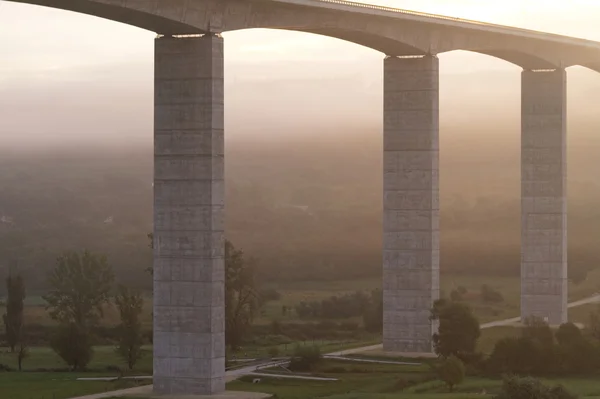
[1,0,600,146]
[2,0,600,78]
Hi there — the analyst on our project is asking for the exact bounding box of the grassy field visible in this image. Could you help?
[229,338,381,359]
[0,346,153,373]
[226,359,600,399]
[0,372,150,399]
[7,270,600,329]
[259,269,600,325]
[0,339,380,374]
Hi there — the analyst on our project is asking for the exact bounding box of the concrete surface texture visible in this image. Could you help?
[7,0,600,70]
[153,34,226,395]
[6,0,600,396]
[382,55,440,353]
[520,69,568,325]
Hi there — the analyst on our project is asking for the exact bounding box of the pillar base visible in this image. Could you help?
[121,385,270,399]
[138,393,270,399]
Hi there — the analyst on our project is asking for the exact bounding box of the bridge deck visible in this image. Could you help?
[271,0,600,50]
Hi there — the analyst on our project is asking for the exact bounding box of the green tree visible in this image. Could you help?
[523,316,554,348]
[51,323,94,371]
[555,322,597,374]
[555,322,582,346]
[487,336,544,375]
[44,250,114,370]
[145,232,154,276]
[436,355,465,392]
[43,250,114,328]
[481,284,504,303]
[16,341,28,372]
[2,273,25,352]
[289,345,322,371]
[114,285,145,370]
[363,289,383,333]
[148,234,261,351]
[495,375,577,399]
[522,316,556,374]
[431,299,481,359]
[225,240,258,351]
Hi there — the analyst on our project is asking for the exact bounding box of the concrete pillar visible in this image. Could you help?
[521,69,567,325]
[153,34,225,395]
[383,55,440,353]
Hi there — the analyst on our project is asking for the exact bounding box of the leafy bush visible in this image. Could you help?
[431,299,481,359]
[0,363,13,372]
[295,290,379,320]
[487,320,600,377]
[268,347,280,358]
[50,323,94,371]
[259,288,282,302]
[288,345,322,371]
[481,284,504,303]
[436,355,465,392]
[494,376,577,399]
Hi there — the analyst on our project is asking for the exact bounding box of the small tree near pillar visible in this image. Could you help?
[3,273,26,352]
[436,355,465,392]
[115,285,145,370]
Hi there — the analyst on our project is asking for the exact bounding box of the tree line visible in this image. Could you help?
[430,297,600,394]
[1,238,274,371]
[2,250,145,371]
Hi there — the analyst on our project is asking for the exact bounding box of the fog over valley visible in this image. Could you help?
[1,57,600,290]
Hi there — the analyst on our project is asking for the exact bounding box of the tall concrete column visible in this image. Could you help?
[153,34,225,395]
[521,69,567,325]
[383,55,440,353]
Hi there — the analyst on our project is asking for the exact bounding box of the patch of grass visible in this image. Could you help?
[9,273,599,330]
[232,339,381,359]
[228,359,435,399]
[228,356,600,399]
[407,376,600,398]
[0,345,153,373]
[0,372,150,399]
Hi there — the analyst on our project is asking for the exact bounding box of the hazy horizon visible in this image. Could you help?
[2,0,600,147]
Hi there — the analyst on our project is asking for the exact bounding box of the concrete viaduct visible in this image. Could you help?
[7,0,600,395]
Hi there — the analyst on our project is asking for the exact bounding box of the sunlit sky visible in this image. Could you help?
[1,0,600,78]
[2,0,600,146]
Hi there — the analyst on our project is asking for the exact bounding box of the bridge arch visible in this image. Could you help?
[439,49,559,70]
[9,0,429,56]
[6,0,202,34]
[568,63,600,74]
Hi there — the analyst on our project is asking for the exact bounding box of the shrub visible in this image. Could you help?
[494,375,578,399]
[0,363,13,372]
[268,347,280,358]
[436,355,465,392]
[288,345,322,371]
[481,284,504,303]
[259,288,282,302]
[50,323,94,371]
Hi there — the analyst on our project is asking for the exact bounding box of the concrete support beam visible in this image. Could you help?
[521,69,567,325]
[382,55,440,353]
[153,34,226,395]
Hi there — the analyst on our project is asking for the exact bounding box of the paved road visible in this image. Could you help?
[481,294,600,329]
